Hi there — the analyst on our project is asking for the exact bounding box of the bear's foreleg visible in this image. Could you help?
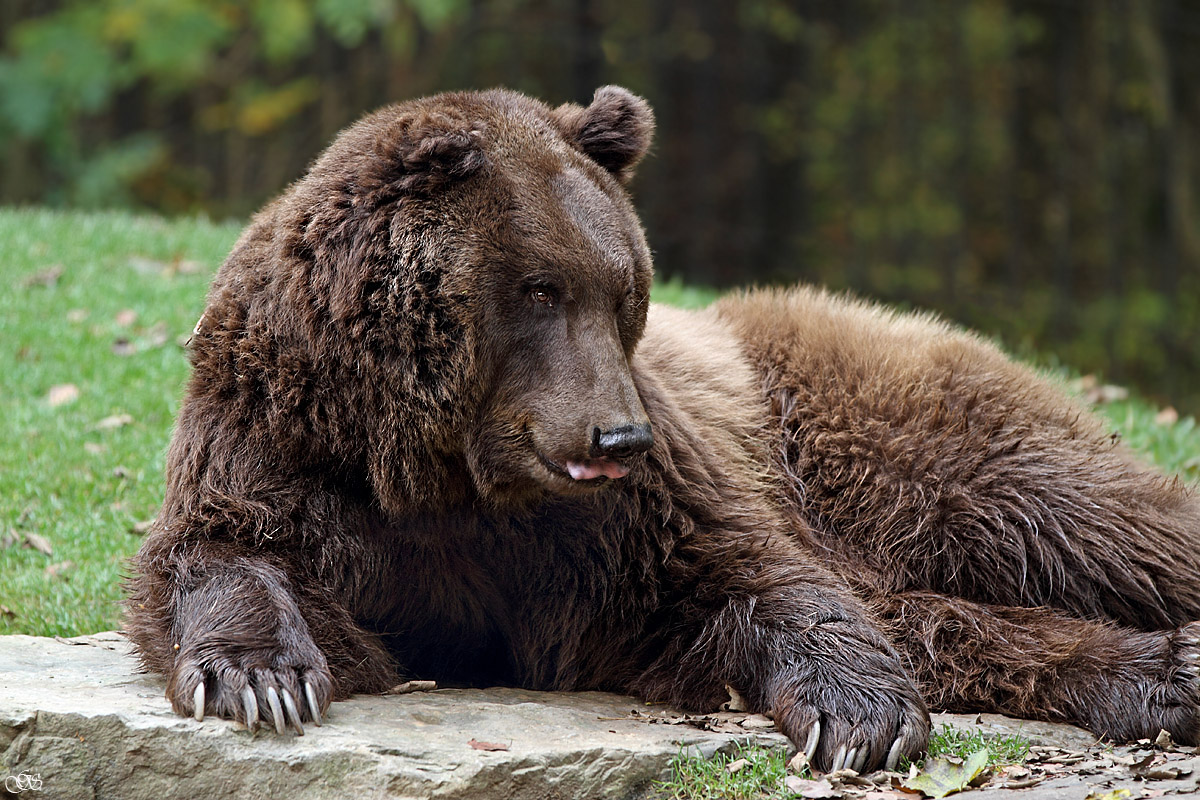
[126,538,396,734]
[874,590,1200,743]
[630,533,930,773]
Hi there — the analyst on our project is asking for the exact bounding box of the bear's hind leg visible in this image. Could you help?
[875,590,1200,744]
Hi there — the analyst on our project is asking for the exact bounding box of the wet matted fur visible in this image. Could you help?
[126,86,1200,772]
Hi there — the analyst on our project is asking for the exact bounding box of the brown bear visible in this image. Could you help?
[125,86,1200,774]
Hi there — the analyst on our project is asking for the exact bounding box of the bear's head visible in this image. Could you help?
[193,87,658,513]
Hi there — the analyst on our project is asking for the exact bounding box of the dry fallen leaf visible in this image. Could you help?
[20,265,63,288]
[788,751,812,774]
[44,560,74,578]
[95,414,134,430]
[722,684,748,712]
[467,738,509,752]
[785,775,839,798]
[115,309,138,327]
[84,442,106,455]
[386,680,437,694]
[111,338,136,356]
[66,308,89,323]
[1154,407,1179,425]
[725,757,749,773]
[739,714,775,729]
[47,383,80,406]
[0,605,14,620]
[23,532,53,555]
[130,519,155,535]
[146,320,170,347]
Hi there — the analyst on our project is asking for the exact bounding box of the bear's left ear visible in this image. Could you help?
[552,86,655,184]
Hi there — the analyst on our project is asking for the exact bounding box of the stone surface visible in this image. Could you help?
[0,632,786,799]
[5,632,1196,799]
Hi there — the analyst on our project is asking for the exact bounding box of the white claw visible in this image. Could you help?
[267,686,285,735]
[831,744,847,772]
[886,737,905,771]
[844,747,858,773]
[852,747,868,773]
[803,720,822,759]
[282,689,304,736]
[193,682,205,722]
[305,682,322,727]
[241,687,259,732]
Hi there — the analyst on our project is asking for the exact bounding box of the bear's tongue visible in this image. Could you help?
[565,458,629,481]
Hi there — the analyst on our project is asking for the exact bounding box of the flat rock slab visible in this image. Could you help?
[1,632,788,800]
[5,633,1196,799]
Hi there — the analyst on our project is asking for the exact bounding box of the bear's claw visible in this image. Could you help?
[266,686,286,735]
[241,687,259,732]
[802,720,821,760]
[193,683,205,722]
[305,681,323,727]
[885,736,905,771]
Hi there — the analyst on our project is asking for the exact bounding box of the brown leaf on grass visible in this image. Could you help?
[23,532,52,555]
[95,413,134,430]
[785,776,839,798]
[1154,407,1180,425]
[146,320,169,347]
[725,758,749,774]
[1,530,17,549]
[864,792,906,800]
[66,308,89,323]
[20,265,63,288]
[115,309,138,327]
[0,605,14,620]
[45,560,75,578]
[468,738,509,751]
[84,442,105,455]
[789,751,812,774]
[111,338,136,356]
[130,519,155,535]
[47,383,80,406]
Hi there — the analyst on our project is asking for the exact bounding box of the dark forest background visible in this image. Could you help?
[2,0,1198,412]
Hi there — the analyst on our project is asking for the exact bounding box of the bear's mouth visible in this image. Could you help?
[534,450,629,486]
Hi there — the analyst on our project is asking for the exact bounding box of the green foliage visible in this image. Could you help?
[656,743,800,800]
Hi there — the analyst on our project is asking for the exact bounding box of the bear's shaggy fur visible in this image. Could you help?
[126,86,1200,772]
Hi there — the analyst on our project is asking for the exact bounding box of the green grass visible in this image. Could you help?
[1,206,1199,641]
[657,744,800,800]
[0,208,242,636]
[922,723,1030,768]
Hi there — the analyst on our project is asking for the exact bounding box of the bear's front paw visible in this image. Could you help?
[774,678,929,774]
[769,630,930,773]
[166,637,333,735]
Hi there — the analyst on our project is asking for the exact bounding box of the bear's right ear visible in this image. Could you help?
[552,86,655,184]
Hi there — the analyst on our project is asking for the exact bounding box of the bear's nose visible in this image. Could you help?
[591,423,654,459]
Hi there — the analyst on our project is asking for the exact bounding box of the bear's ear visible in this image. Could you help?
[552,86,655,183]
[364,110,489,196]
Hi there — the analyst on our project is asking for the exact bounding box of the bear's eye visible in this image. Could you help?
[530,288,555,307]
